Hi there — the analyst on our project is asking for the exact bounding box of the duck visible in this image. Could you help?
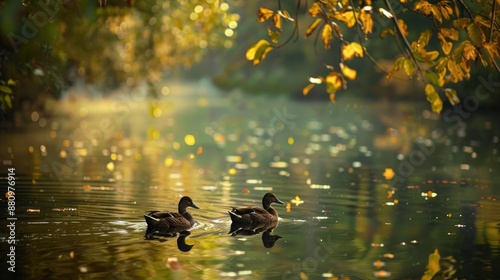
[144,196,200,230]
[228,193,284,226]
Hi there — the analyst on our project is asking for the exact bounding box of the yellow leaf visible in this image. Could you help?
[359,10,373,34]
[438,2,453,20]
[306,18,322,37]
[246,40,273,66]
[398,19,409,37]
[466,22,486,47]
[273,13,282,30]
[325,72,343,94]
[418,50,439,62]
[340,64,357,80]
[257,7,274,22]
[440,27,459,41]
[309,2,321,17]
[438,32,452,55]
[278,10,294,22]
[462,42,477,61]
[342,42,363,61]
[403,59,415,76]
[424,84,443,114]
[443,88,460,105]
[303,84,315,96]
[483,42,500,66]
[453,18,471,29]
[380,28,395,39]
[322,24,333,49]
[333,11,356,28]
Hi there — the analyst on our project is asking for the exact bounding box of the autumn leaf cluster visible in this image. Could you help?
[247,0,500,113]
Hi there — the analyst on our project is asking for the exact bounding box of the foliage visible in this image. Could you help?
[247,0,500,113]
[0,0,239,117]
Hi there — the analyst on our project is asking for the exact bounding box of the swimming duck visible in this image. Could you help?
[144,196,199,230]
[228,193,284,226]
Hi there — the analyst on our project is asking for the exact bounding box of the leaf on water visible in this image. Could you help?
[322,24,333,49]
[306,18,323,37]
[453,18,471,29]
[340,64,357,80]
[403,59,415,76]
[424,84,443,114]
[383,168,395,180]
[308,2,321,17]
[325,72,343,94]
[421,249,441,280]
[443,88,460,105]
[246,40,273,66]
[303,83,315,96]
[466,22,486,47]
[342,42,363,61]
[257,7,274,22]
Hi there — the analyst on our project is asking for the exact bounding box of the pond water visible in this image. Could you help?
[1,80,499,279]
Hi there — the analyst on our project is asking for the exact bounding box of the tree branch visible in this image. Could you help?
[383,0,427,83]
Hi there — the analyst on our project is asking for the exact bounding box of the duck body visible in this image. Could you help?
[144,196,199,231]
[228,193,284,227]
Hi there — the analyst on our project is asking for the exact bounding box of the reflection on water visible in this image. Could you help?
[1,81,499,279]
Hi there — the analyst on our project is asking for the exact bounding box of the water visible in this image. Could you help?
[1,81,499,279]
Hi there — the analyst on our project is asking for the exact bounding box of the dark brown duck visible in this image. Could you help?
[144,196,200,230]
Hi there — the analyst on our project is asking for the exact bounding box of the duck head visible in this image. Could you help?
[262,193,284,209]
[178,196,200,214]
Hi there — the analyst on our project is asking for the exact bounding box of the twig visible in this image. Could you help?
[383,0,427,82]
[490,0,497,42]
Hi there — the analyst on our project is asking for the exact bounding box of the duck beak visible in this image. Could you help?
[275,198,285,205]
[191,202,200,209]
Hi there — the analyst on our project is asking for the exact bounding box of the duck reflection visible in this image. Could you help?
[229,222,282,248]
[144,228,195,252]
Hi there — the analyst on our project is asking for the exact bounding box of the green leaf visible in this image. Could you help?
[4,94,12,108]
[0,85,12,94]
[425,84,443,114]
[425,71,440,85]
[7,79,16,86]
[466,23,486,47]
